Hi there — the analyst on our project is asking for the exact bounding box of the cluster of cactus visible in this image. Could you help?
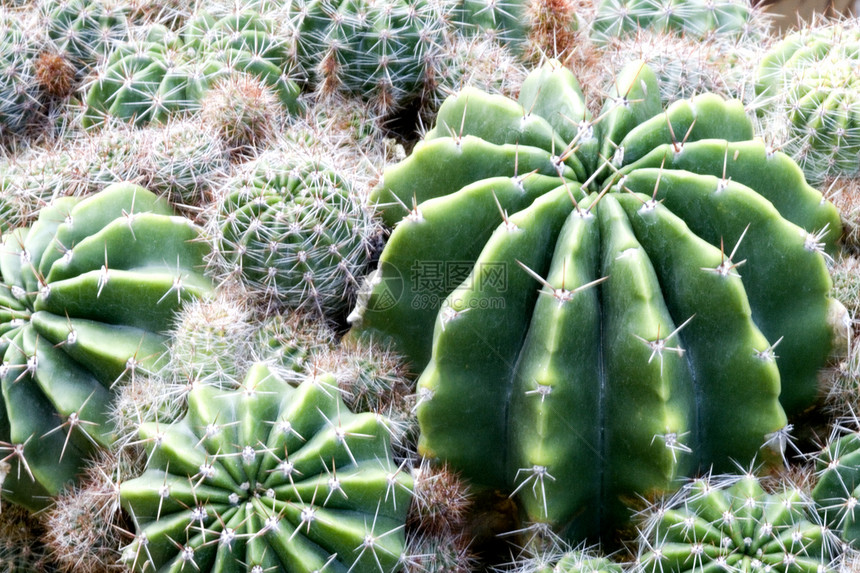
[635,474,844,572]
[83,5,302,127]
[350,58,843,539]
[0,0,859,570]
[120,362,412,573]
[0,182,213,509]
[755,18,860,183]
[211,144,380,320]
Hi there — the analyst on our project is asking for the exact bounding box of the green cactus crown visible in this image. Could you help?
[0,183,213,509]
[120,363,412,573]
[349,59,843,539]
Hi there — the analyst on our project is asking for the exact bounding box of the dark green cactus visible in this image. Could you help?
[288,0,450,113]
[0,182,213,509]
[120,362,412,573]
[812,428,860,548]
[349,59,842,539]
[636,475,842,572]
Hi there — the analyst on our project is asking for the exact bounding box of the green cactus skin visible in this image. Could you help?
[755,20,860,182]
[591,0,766,46]
[456,0,530,48]
[41,0,129,72]
[289,0,449,112]
[349,59,842,539]
[812,429,860,548]
[636,475,842,573]
[0,182,213,510]
[525,549,623,573]
[83,6,301,128]
[120,362,412,573]
[214,151,378,319]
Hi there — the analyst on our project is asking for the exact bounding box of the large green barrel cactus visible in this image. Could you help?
[41,0,129,72]
[349,59,842,539]
[755,20,860,182]
[120,363,412,573]
[0,182,213,509]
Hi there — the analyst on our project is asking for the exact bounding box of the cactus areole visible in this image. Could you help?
[0,183,213,510]
[349,60,843,539]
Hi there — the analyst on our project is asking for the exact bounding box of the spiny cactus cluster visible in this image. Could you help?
[0,0,859,572]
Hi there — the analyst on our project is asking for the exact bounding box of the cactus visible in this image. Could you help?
[0,182,213,509]
[212,146,379,320]
[120,362,412,573]
[755,19,860,183]
[0,504,51,572]
[254,310,336,374]
[349,59,843,539]
[288,0,450,114]
[41,0,129,73]
[590,0,768,46]
[811,426,860,549]
[636,474,843,572]
[83,5,301,128]
[455,0,582,61]
[0,7,42,136]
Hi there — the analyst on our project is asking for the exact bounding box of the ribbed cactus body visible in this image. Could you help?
[120,363,412,573]
[289,0,448,112]
[350,60,842,539]
[214,151,378,318]
[0,182,213,509]
[756,21,860,182]
[636,476,841,572]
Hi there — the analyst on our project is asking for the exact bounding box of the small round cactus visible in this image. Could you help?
[138,119,228,206]
[253,310,335,374]
[120,362,412,573]
[0,504,51,572]
[212,146,380,319]
[636,474,844,572]
[755,19,860,182]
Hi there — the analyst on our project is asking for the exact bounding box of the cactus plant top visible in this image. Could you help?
[120,363,412,573]
[0,182,213,510]
[350,59,842,539]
